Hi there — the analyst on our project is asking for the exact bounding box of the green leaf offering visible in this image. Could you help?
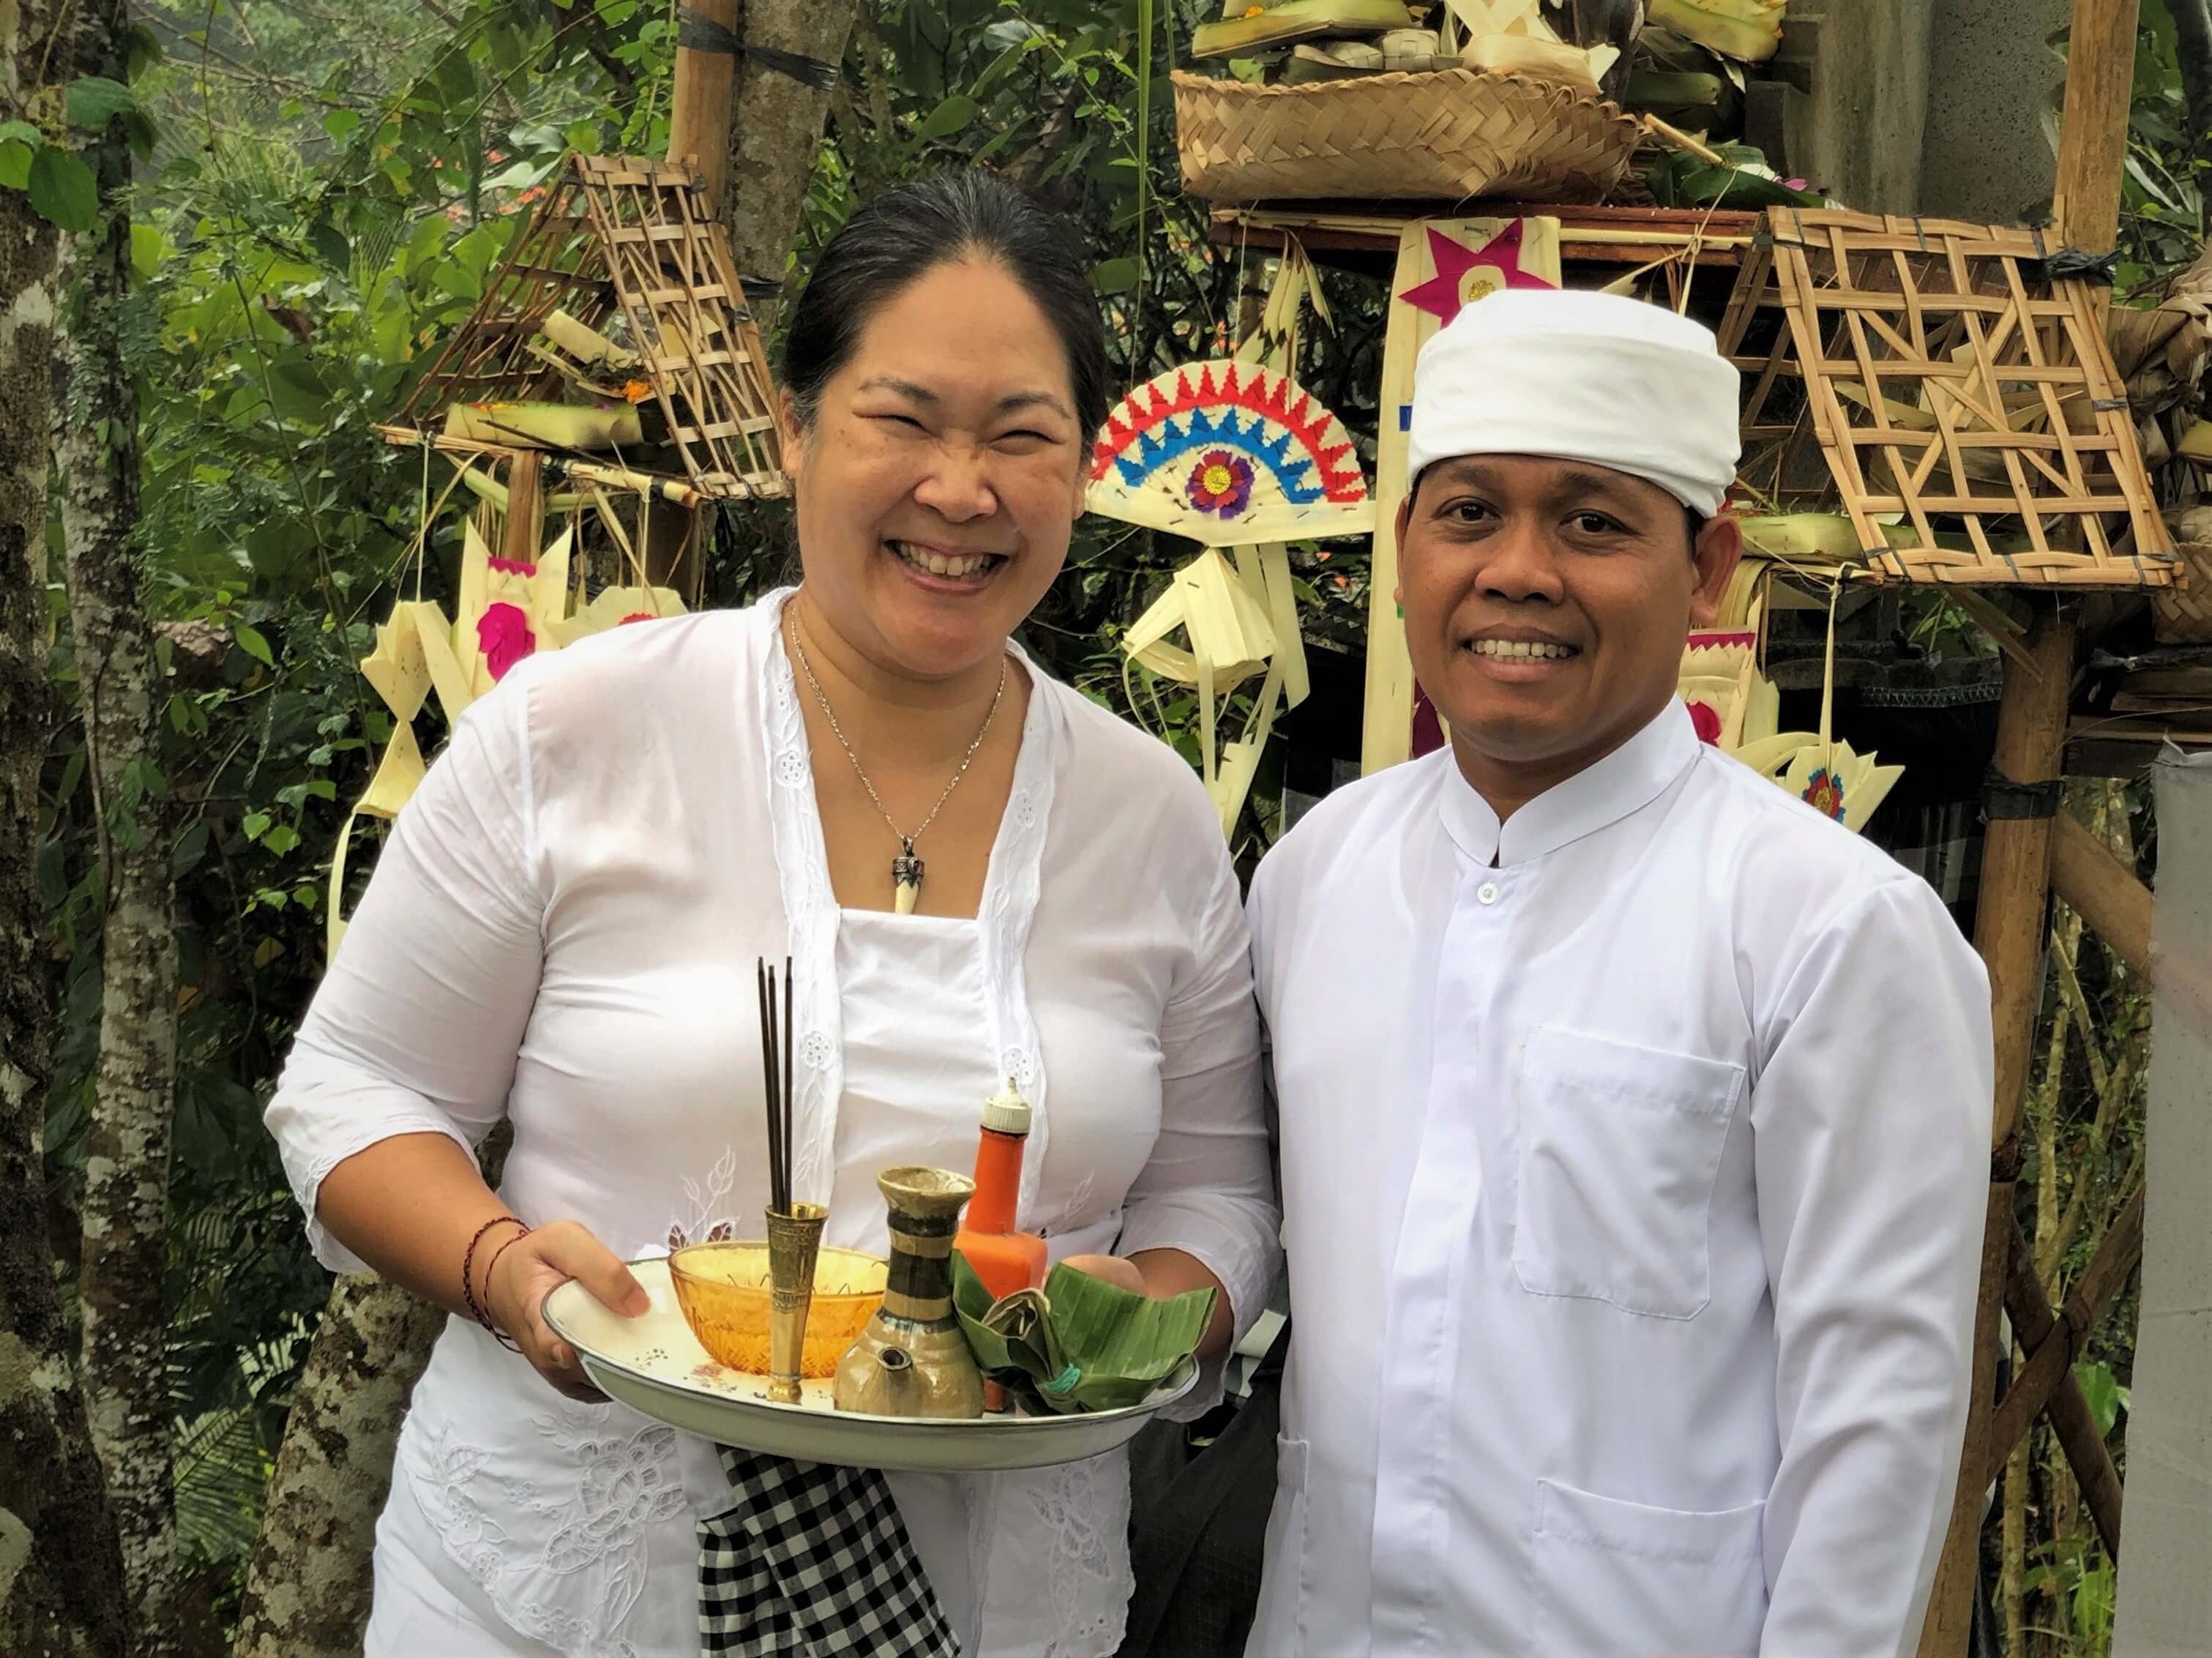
[952,1252,1213,1416]
[1645,142,1821,212]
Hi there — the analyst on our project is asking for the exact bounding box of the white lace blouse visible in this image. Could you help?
[264,590,1280,1657]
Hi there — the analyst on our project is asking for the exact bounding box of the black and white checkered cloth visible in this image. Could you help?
[697,1446,962,1657]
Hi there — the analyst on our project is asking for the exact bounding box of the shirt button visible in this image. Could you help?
[1476,881,1501,905]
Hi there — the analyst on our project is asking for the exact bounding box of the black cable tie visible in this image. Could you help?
[2036,247,2121,286]
[2090,396,2131,411]
[738,275,783,304]
[1982,766,2063,821]
[675,8,841,90]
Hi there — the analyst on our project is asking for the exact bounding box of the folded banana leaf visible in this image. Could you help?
[952,1252,1214,1416]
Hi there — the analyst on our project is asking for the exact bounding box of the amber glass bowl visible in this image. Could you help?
[667,1241,888,1377]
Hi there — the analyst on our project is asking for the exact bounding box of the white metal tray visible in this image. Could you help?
[543,1258,1198,1474]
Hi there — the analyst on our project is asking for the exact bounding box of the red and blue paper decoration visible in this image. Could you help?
[1086,361,1373,546]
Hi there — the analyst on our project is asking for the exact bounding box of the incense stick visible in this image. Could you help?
[782,956,793,1212]
[757,957,790,1214]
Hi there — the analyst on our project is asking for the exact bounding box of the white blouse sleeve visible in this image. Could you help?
[263,674,547,1272]
[1115,832,1283,1405]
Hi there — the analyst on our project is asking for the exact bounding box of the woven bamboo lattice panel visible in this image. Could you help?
[386,154,785,501]
[1716,210,2178,589]
[1172,68,1640,207]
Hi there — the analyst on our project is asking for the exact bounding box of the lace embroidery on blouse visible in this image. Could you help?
[1022,1455,1131,1658]
[409,1408,686,1658]
[666,1143,739,1250]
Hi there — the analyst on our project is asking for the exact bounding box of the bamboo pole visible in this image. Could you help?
[1919,4,2139,1648]
[500,451,545,567]
[556,459,707,511]
[668,0,739,214]
[1989,1201,2140,1557]
[1981,611,2080,1149]
[1921,1180,2016,1657]
[2052,813,2154,984]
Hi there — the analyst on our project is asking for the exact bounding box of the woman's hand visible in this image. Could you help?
[483,1219,650,1403]
[1056,1254,1148,1296]
[1061,1249,1236,1359]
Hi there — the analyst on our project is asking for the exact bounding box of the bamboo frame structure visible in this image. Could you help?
[1918,4,2151,1648]
[381,154,786,503]
[1717,209,2179,589]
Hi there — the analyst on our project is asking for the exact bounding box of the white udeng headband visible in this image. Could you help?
[1405,289,1743,515]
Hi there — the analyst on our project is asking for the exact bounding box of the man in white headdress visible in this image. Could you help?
[1244,289,1993,1656]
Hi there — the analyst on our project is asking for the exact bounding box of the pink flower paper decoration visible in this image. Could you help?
[476,602,536,682]
[1187,449,1255,518]
[1801,768,1847,821]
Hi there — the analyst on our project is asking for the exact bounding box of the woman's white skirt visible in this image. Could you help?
[367,1471,697,1656]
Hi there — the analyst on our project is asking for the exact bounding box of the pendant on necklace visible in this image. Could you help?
[892,839,924,916]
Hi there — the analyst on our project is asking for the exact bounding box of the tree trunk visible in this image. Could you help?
[51,0,180,1645]
[2171,0,2212,171]
[230,1275,446,1658]
[0,4,133,1651]
[234,1124,509,1653]
[721,0,865,333]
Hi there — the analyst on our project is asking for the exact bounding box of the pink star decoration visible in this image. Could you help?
[1397,220,1557,326]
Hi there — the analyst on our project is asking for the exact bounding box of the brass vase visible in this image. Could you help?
[763,1203,828,1405]
[833,1167,985,1419]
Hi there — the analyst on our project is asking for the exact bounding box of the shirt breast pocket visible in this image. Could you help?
[1509,1025,1746,1321]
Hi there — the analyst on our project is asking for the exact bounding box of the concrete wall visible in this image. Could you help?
[1778,0,1935,214]
[1774,0,2069,223]
[1919,0,2070,223]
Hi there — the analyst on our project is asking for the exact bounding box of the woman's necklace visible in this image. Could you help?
[787,610,1009,914]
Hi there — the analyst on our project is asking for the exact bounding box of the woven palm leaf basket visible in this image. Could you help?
[1173,67,1642,206]
[2152,505,2212,641]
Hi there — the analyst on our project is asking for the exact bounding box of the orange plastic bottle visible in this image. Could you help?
[955,1079,1049,1411]
[957,1078,1048,1298]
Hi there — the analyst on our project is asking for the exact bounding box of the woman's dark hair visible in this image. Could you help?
[779,171,1113,447]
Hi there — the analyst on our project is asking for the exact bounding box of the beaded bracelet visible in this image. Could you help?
[478,1224,534,1353]
[461,1215,528,1340]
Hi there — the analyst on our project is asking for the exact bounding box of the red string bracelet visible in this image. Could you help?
[461,1215,528,1343]
[478,1224,534,1353]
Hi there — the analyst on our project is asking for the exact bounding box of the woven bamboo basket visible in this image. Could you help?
[2152,506,2212,641]
[1173,67,1641,206]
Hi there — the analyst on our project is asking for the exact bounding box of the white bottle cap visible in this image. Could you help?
[981,1077,1031,1136]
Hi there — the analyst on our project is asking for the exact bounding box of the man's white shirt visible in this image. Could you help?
[1246,701,1992,1657]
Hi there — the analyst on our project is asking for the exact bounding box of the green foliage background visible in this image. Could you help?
[10,0,2199,1643]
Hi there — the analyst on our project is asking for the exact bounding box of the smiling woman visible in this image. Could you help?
[265,168,1278,1658]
